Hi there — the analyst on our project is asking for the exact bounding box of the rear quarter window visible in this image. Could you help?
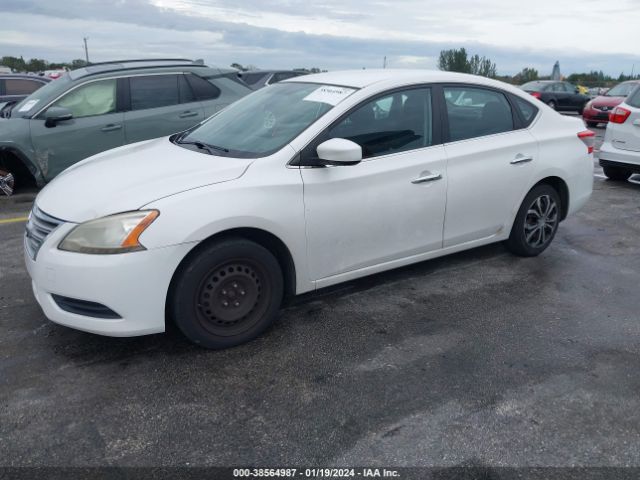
[185,74,221,100]
[512,96,539,127]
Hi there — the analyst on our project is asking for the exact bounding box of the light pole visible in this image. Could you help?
[83,37,90,64]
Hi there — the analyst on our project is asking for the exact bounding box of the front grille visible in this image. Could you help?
[594,105,612,112]
[25,205,65,260]
[51,294,122,319]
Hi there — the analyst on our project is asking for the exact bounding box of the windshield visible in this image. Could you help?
[178,82,356,158]
[11,73,72,117]
[606,82,638,97]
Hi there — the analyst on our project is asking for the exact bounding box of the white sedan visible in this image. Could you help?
[25,70,594,348]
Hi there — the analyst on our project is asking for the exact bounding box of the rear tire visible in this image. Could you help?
[602,166,632,182]
[505,185,561,257]
[170,238,284,349]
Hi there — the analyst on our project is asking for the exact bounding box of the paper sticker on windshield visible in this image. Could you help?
[303,86,355,106]
[18,99,39,112]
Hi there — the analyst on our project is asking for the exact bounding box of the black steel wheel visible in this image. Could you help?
[505,184,561,257]
[170,238,283,349]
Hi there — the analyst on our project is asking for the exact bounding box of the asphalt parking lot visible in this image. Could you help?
[1,124,640,469]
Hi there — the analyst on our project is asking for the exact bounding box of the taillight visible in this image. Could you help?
[530,92,542,99]
[609,107,631,124]
[578,130,595,154]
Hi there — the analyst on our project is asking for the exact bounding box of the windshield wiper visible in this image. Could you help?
[176,139,229,155]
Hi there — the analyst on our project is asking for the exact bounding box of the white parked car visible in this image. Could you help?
[599,85,640,181]
[25,70,594,349]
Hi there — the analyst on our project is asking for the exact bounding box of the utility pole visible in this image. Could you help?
[83,37,90,64]
[383,56,387,69]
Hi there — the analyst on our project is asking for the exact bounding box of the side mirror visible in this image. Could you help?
[44,107,73,128]
[316,138,362,166]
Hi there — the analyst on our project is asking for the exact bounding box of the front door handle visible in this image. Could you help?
[179,111,199,118]
[100,124,122,132]
[511,154,533,165]
[411,172,442,184]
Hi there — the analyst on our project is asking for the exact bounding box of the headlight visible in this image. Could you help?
[59,210,159,254]
[585,101,593,110]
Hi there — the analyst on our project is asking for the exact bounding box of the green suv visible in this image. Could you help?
[0,59,252,187]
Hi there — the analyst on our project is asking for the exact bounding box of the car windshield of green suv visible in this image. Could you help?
[11,74,72,118]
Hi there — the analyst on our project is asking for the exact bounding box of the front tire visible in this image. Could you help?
[505,185,561,257]
[602,166,631,182]
[170,238,284,349]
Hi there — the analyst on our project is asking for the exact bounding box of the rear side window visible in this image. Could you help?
[130,75,179,110]
[185,74,221,100]
[513,96,539,127]
[627,86,640,108]
[6,79,44,95]
[327,87,433,159]
[444,86,514,142]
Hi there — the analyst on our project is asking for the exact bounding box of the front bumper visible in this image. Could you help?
[25,223,196,337]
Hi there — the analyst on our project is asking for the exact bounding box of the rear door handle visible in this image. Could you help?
[511,154,533,165]
[411,172,442,184]
[100,124,122,132]
[179,111,199,118]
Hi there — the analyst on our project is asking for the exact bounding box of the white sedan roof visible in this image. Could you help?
[287,69,497,89]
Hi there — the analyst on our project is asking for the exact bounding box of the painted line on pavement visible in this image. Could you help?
[0,216,28,225]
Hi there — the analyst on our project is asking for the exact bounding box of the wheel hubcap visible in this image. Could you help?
[524,194,558,248]
[196,261,268,336]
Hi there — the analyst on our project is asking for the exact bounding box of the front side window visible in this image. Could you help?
[326,88,433,158]
[180,82,356,158]
[444,86,513,142]
[6,79,44,95]
[130,75,179,110]
[51,79,116,118]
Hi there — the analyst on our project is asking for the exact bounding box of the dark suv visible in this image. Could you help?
[0,59,252,187]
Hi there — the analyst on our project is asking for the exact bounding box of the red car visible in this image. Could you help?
[582,80,640,127]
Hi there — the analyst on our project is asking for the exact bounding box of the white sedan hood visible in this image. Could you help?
[36,137,253,223]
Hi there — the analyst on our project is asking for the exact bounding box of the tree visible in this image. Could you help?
[515,67,539,83]
[1,56,26,71]
[438,48,497,78]
[26,58,47,72]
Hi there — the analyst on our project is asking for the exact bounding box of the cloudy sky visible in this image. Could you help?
[1,0,639,76]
